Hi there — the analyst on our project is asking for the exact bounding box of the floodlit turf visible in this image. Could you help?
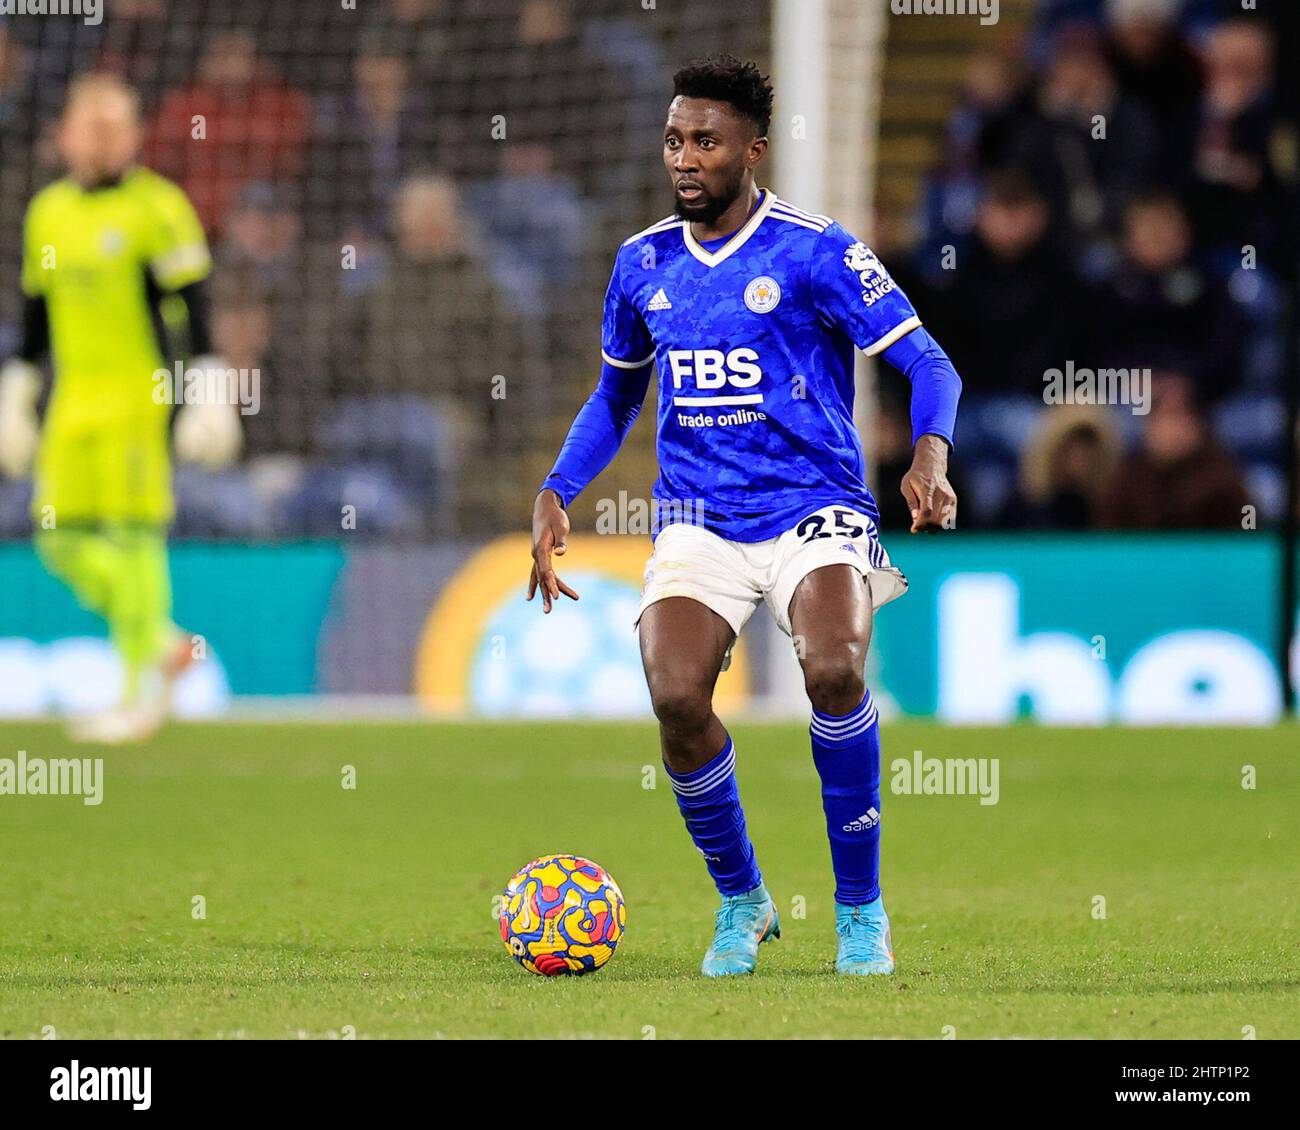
[0,720,1296,1039]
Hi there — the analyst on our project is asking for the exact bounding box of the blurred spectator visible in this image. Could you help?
[1102,0,1201,146]
[308,32,429,236]
[212,285,313,462]
[580,2,666,215]
[0,28,40,366]
[1099,375,1250,528]
[374,0,454,88]
[387,0,455,79]
[0,25,39,260]
[0,24,35,135]
[452,0,635,200]
[331,173,526,532]
[359,174,520,399]
[4,2,105,91]
[996,407,1123,529]
[214,180,357,394]
[143,30,311,235]
[1266,0,1300,140]
[464,145,586,319]
[1036,0,1108,36]
[919,171,1084,397]
[983,25,1159,256]
[216,182,304,293]
[1183,20,1283,263]
[93,0,170,102]
[916,49,1027,263]
[214,181,335,396]
[1089,189,1245,398]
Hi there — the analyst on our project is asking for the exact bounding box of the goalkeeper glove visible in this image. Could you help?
[173,355,244,470]
[0,358,41,479]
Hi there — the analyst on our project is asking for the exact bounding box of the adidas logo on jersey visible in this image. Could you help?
[647,288,672,311]
[843,808,880,833]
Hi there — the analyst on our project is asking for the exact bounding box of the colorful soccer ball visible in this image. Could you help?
[498,854,627,976]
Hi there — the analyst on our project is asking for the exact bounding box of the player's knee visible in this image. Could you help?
[648,679,713,735]
[801,652,866,715]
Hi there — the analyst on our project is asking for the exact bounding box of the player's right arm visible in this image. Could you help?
[0,199,51,480]
[528,252,655,612]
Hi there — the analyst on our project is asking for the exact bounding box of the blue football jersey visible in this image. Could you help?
[603,188,922,542]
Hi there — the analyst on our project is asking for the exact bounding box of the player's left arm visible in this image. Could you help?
[811,225,961,532]
[880,328,960,533]
[145,177,242,469]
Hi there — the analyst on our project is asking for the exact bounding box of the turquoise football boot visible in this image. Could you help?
[835,896,895,975]
[701,884,780,977]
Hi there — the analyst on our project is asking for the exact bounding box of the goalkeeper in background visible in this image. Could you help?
[0,75,242,743]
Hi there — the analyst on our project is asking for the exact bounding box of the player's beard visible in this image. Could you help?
[673,166,746,226]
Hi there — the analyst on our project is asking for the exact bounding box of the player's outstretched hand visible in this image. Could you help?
[901,434,957,533]
[528,488,580,613]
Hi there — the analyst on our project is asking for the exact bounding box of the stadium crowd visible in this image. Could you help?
[0,0,683,538]
[882,0,1296,530]
[0,0,1292,538]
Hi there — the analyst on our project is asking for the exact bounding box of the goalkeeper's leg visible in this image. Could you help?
[36,524,177,701]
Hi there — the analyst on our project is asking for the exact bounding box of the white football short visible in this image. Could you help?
[635,504,908,652]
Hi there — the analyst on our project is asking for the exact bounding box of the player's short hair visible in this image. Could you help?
[64,73,140,119]
[672,54,773,138]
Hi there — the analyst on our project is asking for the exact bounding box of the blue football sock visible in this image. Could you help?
[810,690,882,906]
[665,736,763,897]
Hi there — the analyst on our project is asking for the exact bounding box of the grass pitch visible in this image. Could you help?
[0,720,1296,1039]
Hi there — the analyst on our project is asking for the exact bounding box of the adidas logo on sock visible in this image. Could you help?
[647,288,672,311]
[843,808,880,832]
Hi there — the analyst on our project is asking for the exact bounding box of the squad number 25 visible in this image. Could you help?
[796,509,866,542]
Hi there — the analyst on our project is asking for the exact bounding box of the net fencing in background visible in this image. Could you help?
[0,0,772,543]
[0,0,1295,717]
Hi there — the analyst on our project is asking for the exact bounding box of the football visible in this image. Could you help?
[498,854,627,976]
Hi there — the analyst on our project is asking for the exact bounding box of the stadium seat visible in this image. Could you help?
[278,461,424,538]
[1214,394,1287,463]
[1243,462,1286,526]
[957,394,1046,462]
[173,467,269,539]
[965,456,1020,527]
[316,395,451,489]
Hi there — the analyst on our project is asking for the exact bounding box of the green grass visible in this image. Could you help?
[0,721,1296,1039]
